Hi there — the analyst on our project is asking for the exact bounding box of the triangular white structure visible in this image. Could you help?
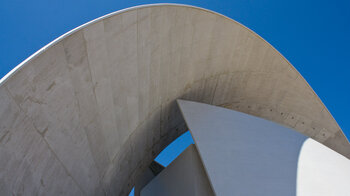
[177,99,350,196]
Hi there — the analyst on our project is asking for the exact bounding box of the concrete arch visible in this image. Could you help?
[0,4,348,195]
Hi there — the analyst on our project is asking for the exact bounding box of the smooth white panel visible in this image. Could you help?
[178,100,350,196]
[297,139,350,196]
[178,100,307,196]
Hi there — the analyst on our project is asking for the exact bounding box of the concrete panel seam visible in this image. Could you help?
[3,85,87,195]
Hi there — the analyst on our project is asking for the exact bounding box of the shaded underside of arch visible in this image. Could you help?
[0,4,348,195]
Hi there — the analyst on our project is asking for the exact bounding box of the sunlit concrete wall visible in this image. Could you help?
[0,4,348,195]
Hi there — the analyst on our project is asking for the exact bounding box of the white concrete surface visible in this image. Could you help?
[141,144,214,196]
[297,139,350,196]
[0,4,348,195]
[178,100,350,196]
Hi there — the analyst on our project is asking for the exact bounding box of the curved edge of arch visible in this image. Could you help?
[1,3,347,143]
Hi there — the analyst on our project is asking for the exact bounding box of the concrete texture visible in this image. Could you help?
[141,144,214,196]
[0,4,348,195]
[178,100,350,196]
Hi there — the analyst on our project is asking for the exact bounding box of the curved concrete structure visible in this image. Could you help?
[0,4,348,195]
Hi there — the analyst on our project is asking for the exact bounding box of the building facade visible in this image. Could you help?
[0,4,349,195]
